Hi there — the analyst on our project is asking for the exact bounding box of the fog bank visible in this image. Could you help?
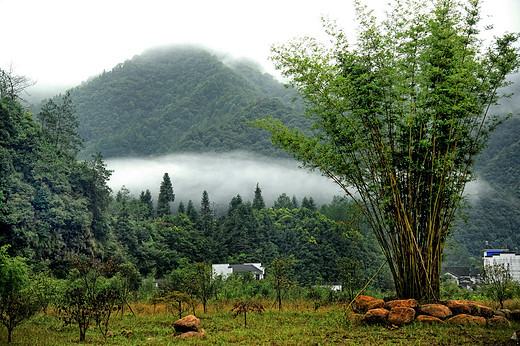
[105,152,344,211]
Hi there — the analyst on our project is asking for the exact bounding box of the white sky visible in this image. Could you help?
[2,0,519,90]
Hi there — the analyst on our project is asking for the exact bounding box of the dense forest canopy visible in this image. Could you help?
[3,41,520,287]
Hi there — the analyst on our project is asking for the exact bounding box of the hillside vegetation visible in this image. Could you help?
[69,46,305,158]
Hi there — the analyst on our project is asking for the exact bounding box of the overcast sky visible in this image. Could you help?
[2,0,519,90]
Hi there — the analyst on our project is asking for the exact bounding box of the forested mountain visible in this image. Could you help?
[67,46,305,158]
[28,46,520,270]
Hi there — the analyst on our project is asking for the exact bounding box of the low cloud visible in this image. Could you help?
[105,152,344,212]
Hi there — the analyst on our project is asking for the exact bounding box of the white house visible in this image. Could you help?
[483,250,520,281]
[212,263,265,280]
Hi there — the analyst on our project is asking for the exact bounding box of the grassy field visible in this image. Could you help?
[1,299,517,345]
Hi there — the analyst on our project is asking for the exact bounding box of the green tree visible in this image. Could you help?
[200,190,212,236]
[301,197,317,211]
[481,262,517,309]
[336,257,360,302]
[186,200,198,222]
[252,183,265,210]
[139,189,154,218]
[255,0,519,301]
[0,246,39,343]
[156,173,175,217]
[37,91,83,156]
[58,257,121,342]
[273,193,293,209]
[269,257,294,311]
[187,262,213,314]
[177,201,185,214]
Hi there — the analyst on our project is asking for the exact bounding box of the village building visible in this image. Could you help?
[212,263,265,280]
[483,250,520,281]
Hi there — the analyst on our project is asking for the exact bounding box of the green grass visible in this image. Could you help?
[1,300,517,345]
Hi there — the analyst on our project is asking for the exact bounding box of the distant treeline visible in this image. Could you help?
[0,92,390,290]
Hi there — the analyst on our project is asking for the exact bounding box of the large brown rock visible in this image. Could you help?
[388,307,416,325]
[487,316,511,328]
[174,315,200,333]
[416,315,445,324]
[448,314,486,326]
[354,295,376,313]
[444,300,472,315]
[385,299,418,310]
[180,329,206,339]
[366,299,386,311]
[419,304,452,319]
[471,304,494,318]
[362,308,390,325]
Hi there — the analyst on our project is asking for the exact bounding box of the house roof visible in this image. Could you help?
[442,266,480,277]
[229,264,263,274]
[442,266,470,277]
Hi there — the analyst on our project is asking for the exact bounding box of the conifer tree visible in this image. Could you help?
[252,183,265,210]
[139,189,154,218]
[186,200,198,222]
[177,201,185,214]
[156,173,175,217]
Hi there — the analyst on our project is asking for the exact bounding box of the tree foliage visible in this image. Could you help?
[156,173,175,217]
[0,246,39,343]
[254,0,520,301]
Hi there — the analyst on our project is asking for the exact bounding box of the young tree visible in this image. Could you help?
[336,257,360,302]
[187,262,213,314]
[0,246,39,343]
[269,257,294,311]
[59,257,121,342]
[156,173,175,217]
[255,0,520,301]
[481,263,516,309]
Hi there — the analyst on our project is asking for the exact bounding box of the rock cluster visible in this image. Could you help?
[352,295,513,327]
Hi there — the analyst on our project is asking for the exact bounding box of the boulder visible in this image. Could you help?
[419,304,452,319]
[385,299,418,310]
[353,295,376,313]
[416,315,445,324]
[174,315,200,334]
[180,329,206,339]
[487,316,511,328]
[362,308,390,325]
[387,307,416,325]
[366,299,386,311]
[447,314,486,326]
[471,304,493,318]
[510,309,520,321]
[495,309,511,320]
[444,300,472,315]
[347,312,365,326]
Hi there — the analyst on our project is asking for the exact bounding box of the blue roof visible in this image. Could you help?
[484,250,516,257]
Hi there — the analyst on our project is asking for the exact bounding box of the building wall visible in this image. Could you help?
[212,264,233,278]
[483,251,520,281]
